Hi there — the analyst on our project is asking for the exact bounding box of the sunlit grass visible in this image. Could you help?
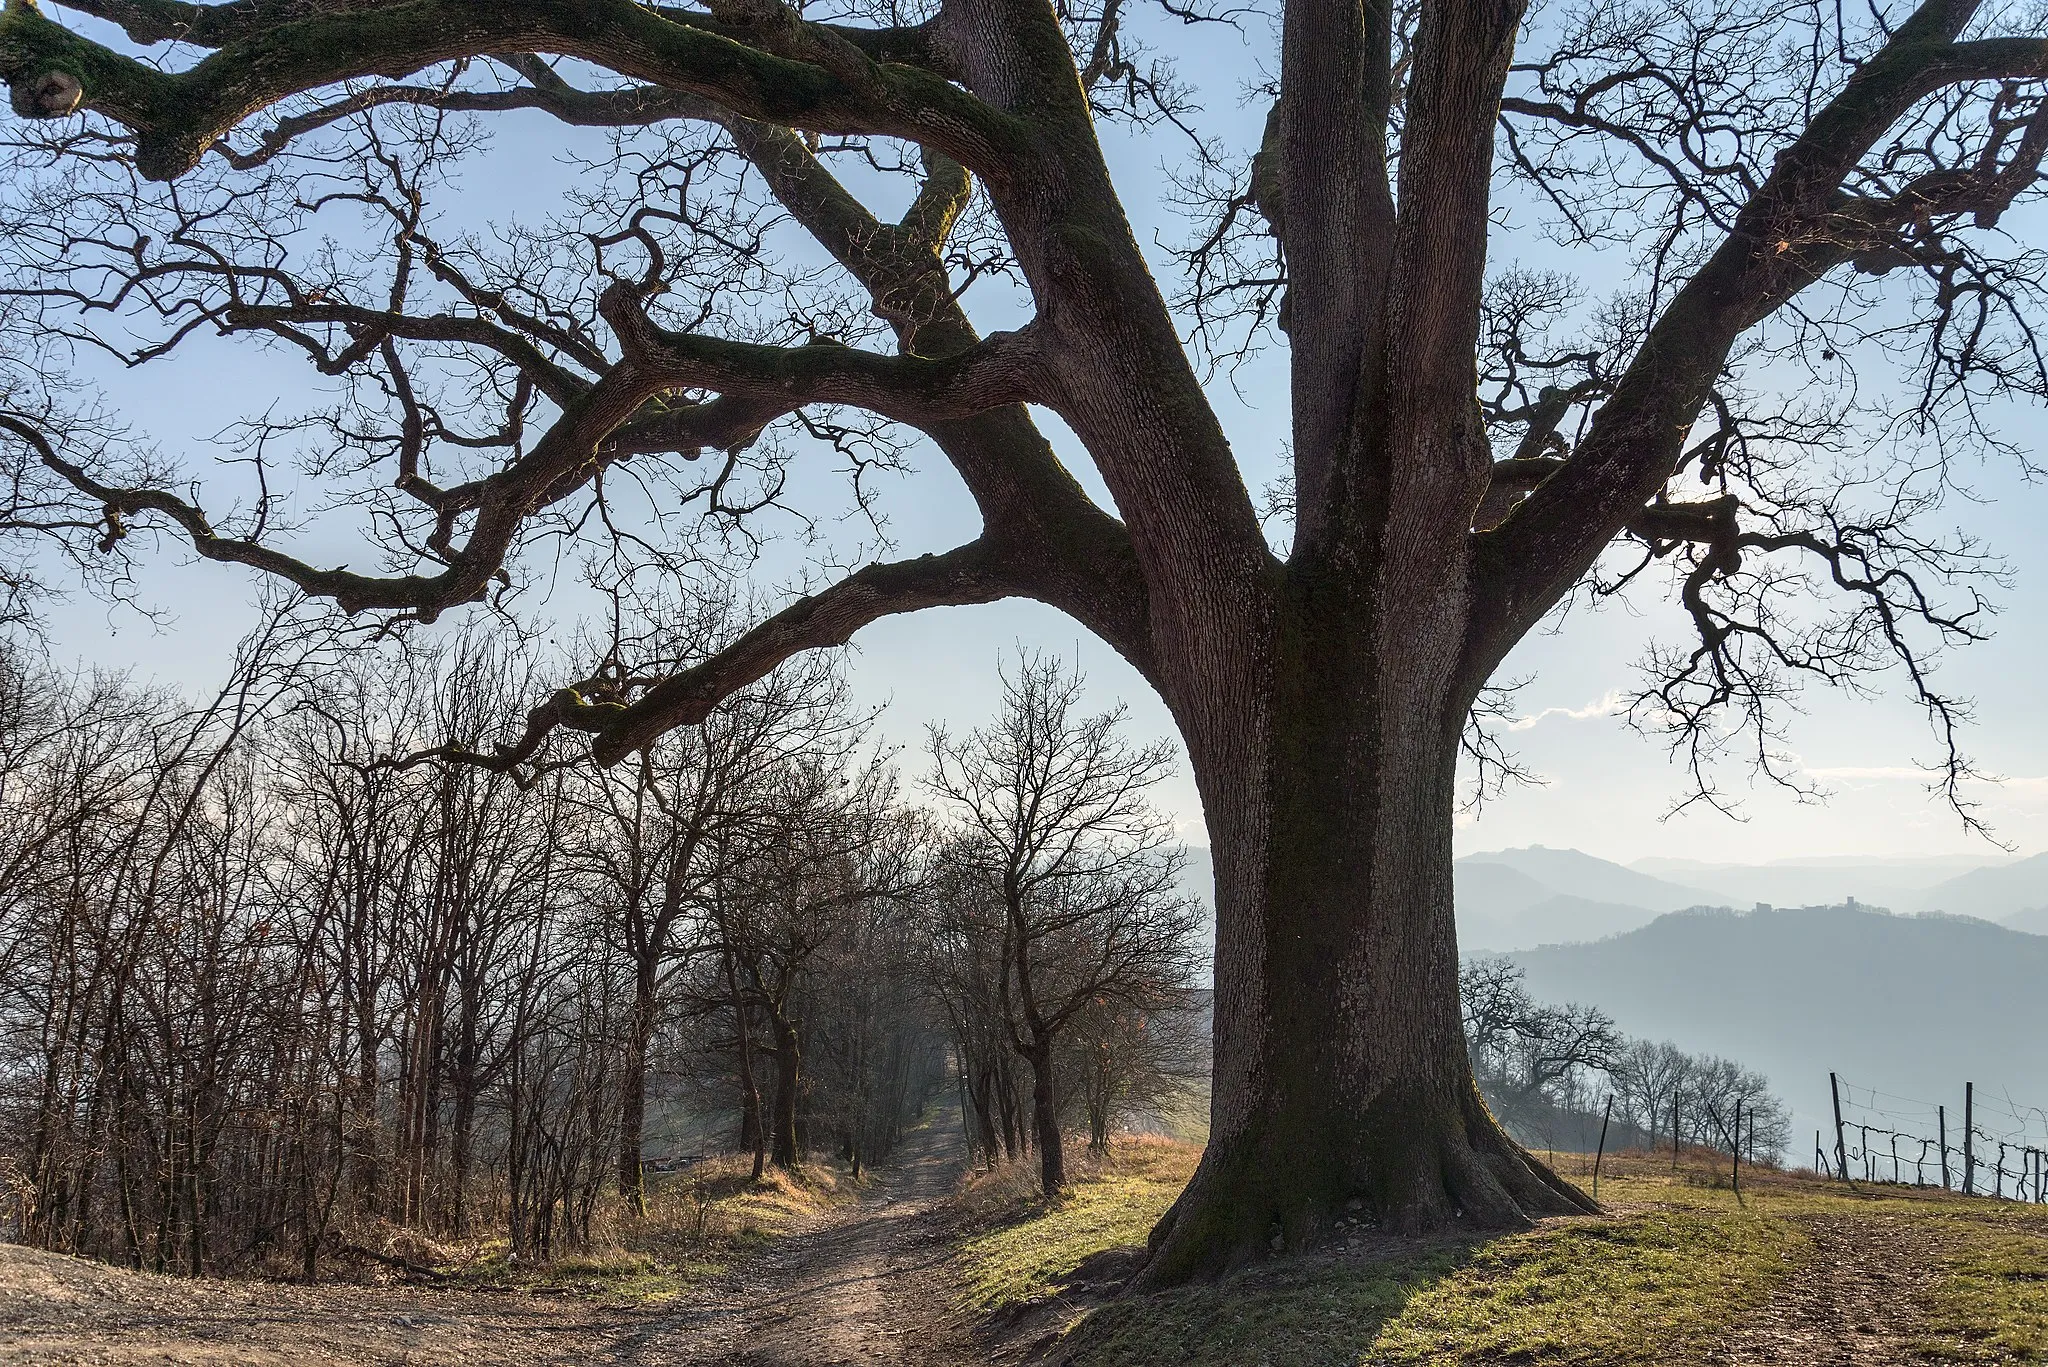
[1060,1205,1802,1366]
[443,1154,855,1302]
[953,1141,2048,1365]
[954,1136,1199,1311]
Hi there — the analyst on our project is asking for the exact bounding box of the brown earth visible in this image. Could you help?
[0,1136,1985,1367]
[1703,1211,1950,1367]
[0,1108,977,1366]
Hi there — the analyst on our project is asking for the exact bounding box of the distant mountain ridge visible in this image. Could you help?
[1456,844,2043,950]
[1908,851,2048,922]
[1454,846,1732,951]
[1462,846,1731,912]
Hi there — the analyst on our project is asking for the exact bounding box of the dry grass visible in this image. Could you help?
[440,1154,856,1302]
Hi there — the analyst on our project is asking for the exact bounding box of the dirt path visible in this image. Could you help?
[1703,1212,1948,1366]
[0,1105,975,1367]
[711,1103,973,1366]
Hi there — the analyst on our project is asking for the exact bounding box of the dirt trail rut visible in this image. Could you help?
[1704,1212,1947,1366]
[709,1105,972,1365]
[0,1105,975,1366]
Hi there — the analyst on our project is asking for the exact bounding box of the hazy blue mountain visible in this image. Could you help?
[1630,855,2010,914]
[1484,894,1664,949]
[1511,904,2048,1167]
[2005,904,2048,936]
[1453,862,1556,949]
[1459,846,1731,914]
[1908,851,2048,922]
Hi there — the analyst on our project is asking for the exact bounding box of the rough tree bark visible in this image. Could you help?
[767,1010,803,1170]
[617,960,658,1214]
[3,0,2041,1287]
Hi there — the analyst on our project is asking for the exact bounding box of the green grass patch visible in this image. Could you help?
[1916,1210,2048,1361]
[955,1143,1817,1365]
[955,1137,1198,1311]
[1057,1206,1803,1366]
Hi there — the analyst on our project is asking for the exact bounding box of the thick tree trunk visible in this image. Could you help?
[1142,578,1595,1285]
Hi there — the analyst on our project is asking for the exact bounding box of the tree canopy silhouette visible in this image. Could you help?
[1,0,2043,1283]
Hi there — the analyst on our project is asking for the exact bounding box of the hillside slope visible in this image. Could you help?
[1512,905,2048,1159]
[1460,846,1731,912]
[1909,851,2048,921]
[957,1141,2048,1366]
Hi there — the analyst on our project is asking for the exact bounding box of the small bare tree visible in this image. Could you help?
[927,655,1202,1194]
[1065,992,1208,1154]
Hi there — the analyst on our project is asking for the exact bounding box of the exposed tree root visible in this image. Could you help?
[1134,1090,1596,1291]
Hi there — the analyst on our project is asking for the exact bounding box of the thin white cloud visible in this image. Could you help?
[1802,766,2048,786]
[1507,689,1627,732]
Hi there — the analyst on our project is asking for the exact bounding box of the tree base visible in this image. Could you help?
[1136,1088,1597,1289]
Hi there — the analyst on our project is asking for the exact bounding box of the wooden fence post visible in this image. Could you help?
[1964,1081,1975,1197]
[1831,1072,1849,1182]
[1593,1095,1612,1202]
[1731,1099,1742,1194]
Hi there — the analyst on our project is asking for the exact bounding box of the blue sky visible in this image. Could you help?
[34,4,2048,866]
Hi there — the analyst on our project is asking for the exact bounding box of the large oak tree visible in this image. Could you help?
[2,0,2044,1283]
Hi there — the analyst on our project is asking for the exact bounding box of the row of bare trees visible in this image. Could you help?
[1461,958,1791,1161]
[0,631,1202,1277]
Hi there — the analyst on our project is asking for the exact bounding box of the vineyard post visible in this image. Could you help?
[1672,1092,1681,1170]
[1965,1082,1976,1196]
[1940,1106,1952,1190]
[1831,1073,1848,1182]
[1593,1095,1613,1201]
[1731,1098,1742,1194]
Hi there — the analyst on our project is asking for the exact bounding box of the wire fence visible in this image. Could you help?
[1825,1073,2048,1201]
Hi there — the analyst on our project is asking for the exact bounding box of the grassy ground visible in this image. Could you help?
[952,1139,2048,1366]
[440,1156,856,1302]
[1919,1211,2048,1360]
[955,1136,1198,1311]
[1571,1154,2048,1362]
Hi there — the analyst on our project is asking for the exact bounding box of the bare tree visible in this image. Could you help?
[1065,992,1207,1154]
[1,0,2043,1278]
[927,655,1202,1194]
[1460,957,1620,1139]
[566,650,852,1205]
